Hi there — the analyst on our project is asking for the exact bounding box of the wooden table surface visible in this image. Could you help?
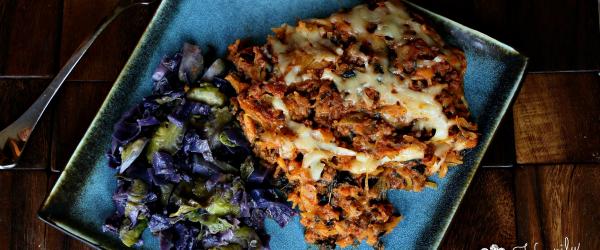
[0,0,598,249]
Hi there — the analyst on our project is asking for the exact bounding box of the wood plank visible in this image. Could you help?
[514,164,600,250]
[514,166,545,249]
[513,73,600,164]
[440,168,517,249]
[0,0,62,75]
[50,81,112,171]
[0,79,54,169]
[0,172,12,247]
[536,164,600,250]
[413,0,600,71]
[59,0,157,81]
[0,171,48,250]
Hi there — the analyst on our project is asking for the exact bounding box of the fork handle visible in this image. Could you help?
[0,5,134,169]
[13,7,128,133]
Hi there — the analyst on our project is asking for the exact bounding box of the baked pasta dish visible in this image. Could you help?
[226,0,478,247]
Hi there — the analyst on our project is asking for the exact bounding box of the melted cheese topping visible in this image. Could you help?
[350,147,425,174]
[273,97,426,176]
[271,24,340,85]
[265,1,464,177]
[322,67,451,141]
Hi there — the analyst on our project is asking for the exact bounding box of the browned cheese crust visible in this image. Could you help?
[226,0,478,247]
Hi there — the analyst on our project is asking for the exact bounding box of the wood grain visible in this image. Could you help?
[413,0,600,71]
[514,166,545,249]
[440,168,517,249]
[50,81,112,171]
[513,73,600,164]
[0,79,54,169]
[514,164,600,250]
[0,0,62,75]
[537,164,600,250]
[59,0,157,81]
[0,171,49,250]
[0,172,11,246]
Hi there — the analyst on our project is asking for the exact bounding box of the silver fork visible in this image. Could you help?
[0,0,157,169]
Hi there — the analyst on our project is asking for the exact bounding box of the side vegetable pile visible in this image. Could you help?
[103,43,295,249]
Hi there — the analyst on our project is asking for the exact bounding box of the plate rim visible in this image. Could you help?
[38,0,175,248]
[39,0,529,249]
[403,1,528,248]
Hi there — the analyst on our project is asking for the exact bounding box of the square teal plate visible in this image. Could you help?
[39,0,527,249]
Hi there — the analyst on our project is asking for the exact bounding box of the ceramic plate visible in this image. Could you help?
[39,0,527,249]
